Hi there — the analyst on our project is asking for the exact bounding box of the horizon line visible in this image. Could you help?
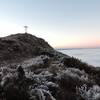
[55,47,100,50]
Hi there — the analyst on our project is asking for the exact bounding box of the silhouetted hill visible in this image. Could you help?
[0,33,53,62]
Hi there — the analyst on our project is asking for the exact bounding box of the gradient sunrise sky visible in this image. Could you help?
[0,0,100,48]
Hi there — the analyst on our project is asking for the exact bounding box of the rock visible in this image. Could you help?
[17,65,25,79]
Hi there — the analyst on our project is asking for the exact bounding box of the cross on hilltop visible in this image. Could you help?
[24,26,28,33]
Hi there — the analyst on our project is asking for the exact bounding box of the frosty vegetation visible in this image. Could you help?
[77,84,100,100]
[0,33,100,100]
[0,54,100,100]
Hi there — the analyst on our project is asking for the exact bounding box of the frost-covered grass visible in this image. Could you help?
[0,55,100,100]
[22,55,50,68]
[77,84,100,100]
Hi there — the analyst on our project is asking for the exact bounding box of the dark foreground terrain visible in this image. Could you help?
[0,33,100,100]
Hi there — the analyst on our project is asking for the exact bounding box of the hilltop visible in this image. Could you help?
[0,33,55,63]
[0,33,100,100]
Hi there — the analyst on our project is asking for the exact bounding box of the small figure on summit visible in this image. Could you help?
[24,26,28,33]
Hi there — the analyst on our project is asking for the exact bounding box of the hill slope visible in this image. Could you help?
[0,33,54,62]
[0,33,100,100]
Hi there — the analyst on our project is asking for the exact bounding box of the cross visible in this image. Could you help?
[24,26,28,33]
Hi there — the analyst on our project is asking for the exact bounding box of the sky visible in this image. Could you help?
[0,0,100,48]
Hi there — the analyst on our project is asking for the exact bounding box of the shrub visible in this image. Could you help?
[62,57,97,75]
[77,84,100,100]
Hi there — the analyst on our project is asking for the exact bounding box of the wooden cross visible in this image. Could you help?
[24,26,28,33]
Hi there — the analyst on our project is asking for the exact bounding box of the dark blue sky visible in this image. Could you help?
[0,0,100,48]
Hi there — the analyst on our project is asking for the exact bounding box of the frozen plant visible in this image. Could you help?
[30,88,56,100]
[77,84,100,100]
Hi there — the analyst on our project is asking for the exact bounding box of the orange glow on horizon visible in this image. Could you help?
[53,38,100,49]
